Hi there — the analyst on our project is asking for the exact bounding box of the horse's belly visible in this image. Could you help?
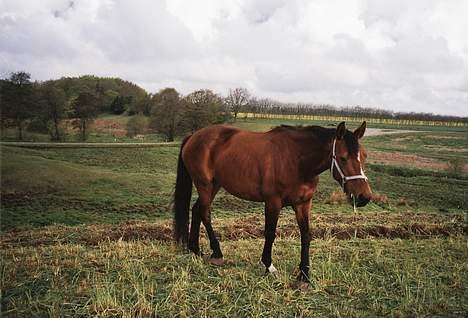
[218,177,264,202]
[213,149,267,202]
[224,189,264,202]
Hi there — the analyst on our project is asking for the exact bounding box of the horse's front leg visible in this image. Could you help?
[261,198,281,273]
[293,200,311,282]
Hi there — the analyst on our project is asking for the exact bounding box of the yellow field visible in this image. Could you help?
[238,112,467,127]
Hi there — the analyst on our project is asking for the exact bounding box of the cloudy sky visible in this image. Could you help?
[1,0,467,116]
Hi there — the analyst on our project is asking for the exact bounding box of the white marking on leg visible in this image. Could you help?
[268,264,277,273]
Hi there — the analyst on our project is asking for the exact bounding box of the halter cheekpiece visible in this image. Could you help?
[331,138,368,188]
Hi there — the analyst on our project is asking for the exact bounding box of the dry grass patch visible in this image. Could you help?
[325,191,348,205]
[370,151,451,171]
[371,193,388,204]
[2,212,466,249]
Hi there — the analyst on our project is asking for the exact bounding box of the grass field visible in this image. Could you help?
[1,118,467,317]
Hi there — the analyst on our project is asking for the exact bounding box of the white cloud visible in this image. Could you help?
[0,0,467,116]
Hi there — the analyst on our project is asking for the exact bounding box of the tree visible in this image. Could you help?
[181,89,228,133]
[0,72,35,140]
[110,95,132,114]
[71,91,98,141]
[126,114,148,138]
[94,79,106,111]
[42,83,66,141]
[0,79,11,137]
[149,88,183,141]
[131,93,152,116]
[226,88,250,121]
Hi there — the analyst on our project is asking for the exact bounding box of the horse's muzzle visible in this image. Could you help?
[354,194,370,207]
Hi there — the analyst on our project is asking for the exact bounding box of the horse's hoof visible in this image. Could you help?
[263,264,279,278]
[297,269,310,283]
[267,264,277,274]
[209,257,224,266]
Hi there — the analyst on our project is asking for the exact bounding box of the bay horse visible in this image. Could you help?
[173,121,372,281]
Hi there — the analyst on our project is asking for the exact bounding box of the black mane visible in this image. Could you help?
[271,124,359,157]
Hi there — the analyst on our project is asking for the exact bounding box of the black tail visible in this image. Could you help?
[173,136,192,246]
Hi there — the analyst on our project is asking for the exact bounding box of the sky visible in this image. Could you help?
[1,0,467,116]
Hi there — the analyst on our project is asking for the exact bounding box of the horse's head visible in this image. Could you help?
[331,121,372,207]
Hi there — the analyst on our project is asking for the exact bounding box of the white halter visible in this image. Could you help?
[331,138,368,188]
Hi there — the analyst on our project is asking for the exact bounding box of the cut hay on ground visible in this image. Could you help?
[1,212,466,248]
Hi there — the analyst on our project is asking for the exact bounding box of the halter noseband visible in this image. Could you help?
[331,138,368,188]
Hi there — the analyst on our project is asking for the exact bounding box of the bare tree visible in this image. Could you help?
[226,88,250,121]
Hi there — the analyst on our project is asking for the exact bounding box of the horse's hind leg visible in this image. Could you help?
[293,200,311,282]
[195,182,223,263]
[188,199,201,255]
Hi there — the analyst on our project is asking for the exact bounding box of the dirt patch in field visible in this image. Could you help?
[423,145,468,153]
[392,136,414,142]
[370,151,456,171]
[429,136,463,140]
[364,129,424,137]
[1,190,58,206]
[92,119,127,136]
[1,212,466,248]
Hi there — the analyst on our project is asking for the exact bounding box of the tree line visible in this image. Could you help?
[1,72,466,142]
[244,99,467,124]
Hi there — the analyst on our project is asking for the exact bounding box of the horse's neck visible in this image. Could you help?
[295,132,333,177]
[310,138,333,174]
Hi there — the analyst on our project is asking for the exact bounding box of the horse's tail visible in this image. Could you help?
[173,135,192,246]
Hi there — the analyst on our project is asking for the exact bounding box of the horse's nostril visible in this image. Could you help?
[357,195,370,207]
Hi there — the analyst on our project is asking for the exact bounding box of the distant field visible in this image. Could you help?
[234,117,468,133]
[2,114,467,144]
[237,112,467,128]
[1,118,467,317]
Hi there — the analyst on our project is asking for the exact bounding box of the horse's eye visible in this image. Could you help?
[340,157,347,162]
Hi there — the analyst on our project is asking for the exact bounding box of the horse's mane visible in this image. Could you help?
[270,124,359,156]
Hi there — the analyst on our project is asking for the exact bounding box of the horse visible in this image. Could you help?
[173,121,372,282]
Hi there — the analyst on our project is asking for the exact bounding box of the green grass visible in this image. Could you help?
[0,145,178,230]
[2,126,468,231]
[363,131,468,162]
[1,237,466,317]
[2,144,467,231]
[1,118,468,317]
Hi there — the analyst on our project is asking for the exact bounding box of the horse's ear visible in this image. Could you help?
[354,121,366,139]
[336,122,346,140]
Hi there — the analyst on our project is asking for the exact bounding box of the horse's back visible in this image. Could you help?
[182,125,273,200]
[182,124,270,160]
[182,125,240,157]
[182,125,239,182]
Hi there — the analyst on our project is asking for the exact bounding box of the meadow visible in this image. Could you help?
[1,117,467,317]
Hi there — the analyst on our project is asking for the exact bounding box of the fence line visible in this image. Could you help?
[0,142,180,148]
